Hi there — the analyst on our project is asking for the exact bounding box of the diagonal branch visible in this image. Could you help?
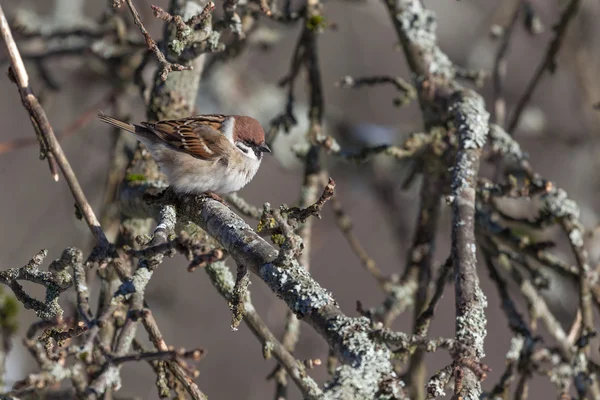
[204,261,323,399]
[161,191,406,398]
[0,5,108,246]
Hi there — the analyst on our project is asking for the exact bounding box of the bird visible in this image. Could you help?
[98,113,271,199]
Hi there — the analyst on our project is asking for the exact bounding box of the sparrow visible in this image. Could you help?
[98,113,271,197]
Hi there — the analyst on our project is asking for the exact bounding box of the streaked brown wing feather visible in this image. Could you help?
[139,115,228,161]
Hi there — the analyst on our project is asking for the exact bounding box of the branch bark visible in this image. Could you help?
[383,1,490,397]
[162,191,406,398]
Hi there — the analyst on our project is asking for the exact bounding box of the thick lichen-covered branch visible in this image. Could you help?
[383,1,492,397]
[448,92,490,400]
[162,191,405,398]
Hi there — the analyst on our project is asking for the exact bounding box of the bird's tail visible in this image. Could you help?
[97,112,136,133]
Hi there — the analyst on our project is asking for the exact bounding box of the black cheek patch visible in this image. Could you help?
[236,143,248,154]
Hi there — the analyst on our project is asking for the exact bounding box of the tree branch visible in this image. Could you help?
[162,191,406,398]
[0,5,108,246]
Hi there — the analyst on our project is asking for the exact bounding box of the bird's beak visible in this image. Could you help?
[257,143,271,153]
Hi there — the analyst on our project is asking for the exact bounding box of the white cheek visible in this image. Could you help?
[222,117,235,143]
[245,150,259,161]
[236,142,258,160]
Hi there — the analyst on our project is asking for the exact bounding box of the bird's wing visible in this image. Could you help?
[139,115,229,161]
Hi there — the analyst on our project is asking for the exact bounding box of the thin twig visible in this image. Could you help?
[331,195,384,283]
[403,173,444,399]
[123,0,192,81]
[336,75,416,107]
[414,256,452,336]
[507,0,582,133]
[204,261,323,399]
[0,90,116,155]
[109,348,204,366]
[491,0,522,126]
[0,5,108,245]
[224,193,261,219]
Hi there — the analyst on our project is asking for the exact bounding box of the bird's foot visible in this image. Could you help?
[202,191,229,206]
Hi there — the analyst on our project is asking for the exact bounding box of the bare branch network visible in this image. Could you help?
[0,0,598,399]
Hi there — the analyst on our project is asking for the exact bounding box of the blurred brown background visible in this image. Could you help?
[1,0,600,398]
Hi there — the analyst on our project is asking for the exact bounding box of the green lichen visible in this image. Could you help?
[263,341,273,359]
[509,227,535,245]
[257,217,276,233]
[125,173,147,182]
[271,233,285,246]
[0,288,19,334]
[306,15,326,32]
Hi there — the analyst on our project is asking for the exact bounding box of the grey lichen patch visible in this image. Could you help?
[259,260,332,316]
[429,48,455,80]
[205,261,235,297]
[73,273,89,299]
[51,268,73,290]
[203,31,223,53]
[505,335,524,361]
[131,267,153,291]
[426,368,450,398]
[398,2,436,46]
[542,188,580,220]
[173,2,223,55]
[225,218,251,231]
[450,92,489,150]
[301,377,324,399]
[382,280,416,311]
[159,204,177,231]
[47,362,81,387]
[49,247,82,272]
[461,386,483,400]
[568,228,584,248]
[40,288,64,320]
[30,249,48,267]
[469,243,477,260]
[572,351,588,375]
[376,374,407,400]
[102,365,123,393]
[549,361,573,388]
[324,316,401,398]
[112,267,153,304]
[489,124,525,166]
[455,286,488,359]
[169,38,188,55]
[451,152,475,193]
[395,2,454,80]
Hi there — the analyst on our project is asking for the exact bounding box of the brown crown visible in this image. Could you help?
[232,116,265,144]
